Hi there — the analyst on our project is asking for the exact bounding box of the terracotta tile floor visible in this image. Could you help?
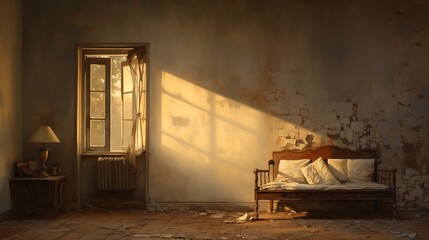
[0,210,428,240]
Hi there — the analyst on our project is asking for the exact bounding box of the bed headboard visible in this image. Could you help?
[271,145,378,180]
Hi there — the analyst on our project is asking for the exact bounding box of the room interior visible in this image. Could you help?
[1,0,429,230]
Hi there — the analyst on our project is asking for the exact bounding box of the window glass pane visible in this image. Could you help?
[110,89,122,151]
[90,120,105,147]
[123,65,133,92]
[111,57,126,98]
[90,92,105,118]
[123,93,133,119]
[110,91,122,151]
[110,57,126,151]
[123,120,133,146]
[90,64,106,91]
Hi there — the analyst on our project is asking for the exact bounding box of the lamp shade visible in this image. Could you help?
[29,126,60,143]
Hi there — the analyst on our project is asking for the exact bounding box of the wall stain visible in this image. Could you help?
[402,142,419,169]
[327,133,340,140]
[352,103,358,121]
[263,59,275,75]
[303,134,315,149]
[171,115,190,129]
[411,125,423,132]
[397,101,411,107]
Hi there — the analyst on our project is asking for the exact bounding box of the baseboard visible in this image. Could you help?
[146,201,267,212]
[82,198,146,210]
[0,210,12,221]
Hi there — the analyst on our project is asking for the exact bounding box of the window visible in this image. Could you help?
[78,45,147,153]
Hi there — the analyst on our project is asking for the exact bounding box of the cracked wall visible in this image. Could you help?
[264,57,429,210]
[259,4,429,209]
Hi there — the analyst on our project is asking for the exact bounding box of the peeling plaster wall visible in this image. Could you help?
[0,0,22,215]
[22,0,429,210]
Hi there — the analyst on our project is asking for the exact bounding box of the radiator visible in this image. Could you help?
[97,157,135,191]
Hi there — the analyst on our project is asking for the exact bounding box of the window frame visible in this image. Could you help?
[78,45,147,155]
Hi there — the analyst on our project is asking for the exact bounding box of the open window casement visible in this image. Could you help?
[125,47,147,168]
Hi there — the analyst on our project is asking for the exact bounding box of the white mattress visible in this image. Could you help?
[260,181,390,191]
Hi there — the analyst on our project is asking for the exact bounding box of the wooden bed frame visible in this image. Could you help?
[254,145,397,220]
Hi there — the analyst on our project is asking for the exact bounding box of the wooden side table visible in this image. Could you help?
[9,175,66,218]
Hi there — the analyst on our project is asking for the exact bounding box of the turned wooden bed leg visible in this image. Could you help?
[393,198,397,220]
[270,200,274,212]
[255,199,259,220]
[393,169,397,220]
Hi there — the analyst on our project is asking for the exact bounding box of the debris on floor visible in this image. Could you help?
[1,210,428,240]
[210,213,225,219]
[283,206,297,214]
[385,229,418,239]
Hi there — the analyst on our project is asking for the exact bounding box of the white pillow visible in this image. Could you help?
[301,157,340,185]
[327,159,348,182]
[347,159,375,182]
[300,162,322,184]
[275,159,310,183]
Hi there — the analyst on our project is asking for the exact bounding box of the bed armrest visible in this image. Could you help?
[254,159,275,190]
[254,168,270,190]
[377,168,397,188]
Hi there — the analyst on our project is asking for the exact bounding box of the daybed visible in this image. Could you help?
[254,145,397,220]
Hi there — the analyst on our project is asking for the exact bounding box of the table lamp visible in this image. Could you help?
[29,126,60,177]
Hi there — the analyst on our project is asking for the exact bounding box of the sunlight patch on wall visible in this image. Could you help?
[161,72,211,111]
[158,71,323,202]
[160,132,211,166]
[214,94,264,132]
[161,72,211,165]
[161,72,269,161]
[159,71,273,201]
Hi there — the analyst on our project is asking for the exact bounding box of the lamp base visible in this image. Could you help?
[39,148,50,178]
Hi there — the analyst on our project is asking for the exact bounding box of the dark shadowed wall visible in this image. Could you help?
[19,0,429,211]
[0,0,22,215]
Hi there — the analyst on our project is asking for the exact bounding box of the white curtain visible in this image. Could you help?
[126,47,146,168]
